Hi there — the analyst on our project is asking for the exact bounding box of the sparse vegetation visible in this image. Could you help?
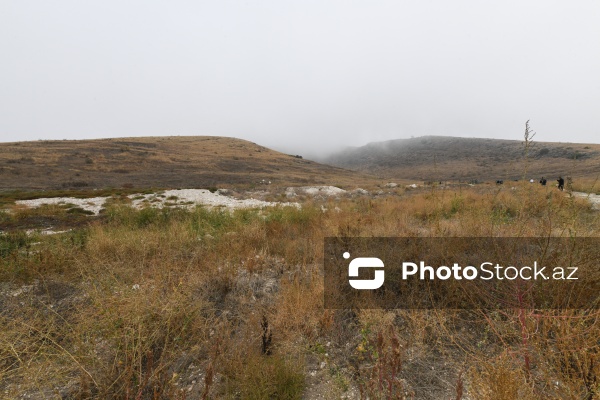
[1,182,599,398]
[0,187,160,207]
[0,136,375,190]
[1,133,600,398]
[326,136,600,182]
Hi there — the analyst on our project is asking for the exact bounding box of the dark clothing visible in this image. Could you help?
[540,178,547,186]
[557,177,565,191]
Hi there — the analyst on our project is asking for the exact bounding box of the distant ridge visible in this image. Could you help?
[323,136,600,181]
[0,136,375,190]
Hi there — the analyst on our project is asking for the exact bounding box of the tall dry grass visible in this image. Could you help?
[1,184,599,398]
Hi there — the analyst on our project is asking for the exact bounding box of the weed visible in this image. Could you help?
[0,231,30,258]
[66,207,95,215]
[1,186,599,398]
[222,354,305,399]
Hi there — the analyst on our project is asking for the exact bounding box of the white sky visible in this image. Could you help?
[1,1,599,156]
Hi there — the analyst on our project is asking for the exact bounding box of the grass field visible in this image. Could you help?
[0,136,378,191]
[2,182,599,399]
[325,136,600,183]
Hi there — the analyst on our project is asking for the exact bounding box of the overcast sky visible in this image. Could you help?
[1,1,599,156]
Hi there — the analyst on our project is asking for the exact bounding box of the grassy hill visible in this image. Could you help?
[0,136,376,190]
[323,136,600,182]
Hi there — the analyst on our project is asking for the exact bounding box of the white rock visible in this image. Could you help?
[16,188,300,214]
[287,186,346,196]
[16,197,106,215]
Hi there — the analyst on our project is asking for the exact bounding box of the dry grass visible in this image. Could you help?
[1,184,600,398]
[0,136,378,191]
[325,136,600,184]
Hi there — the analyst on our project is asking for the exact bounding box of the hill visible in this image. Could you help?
[323,136,600,182]
[0,136,375,190]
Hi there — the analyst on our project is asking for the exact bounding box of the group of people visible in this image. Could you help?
[504,176,565,190]
[539,176,565,190]
[496,177,566,190]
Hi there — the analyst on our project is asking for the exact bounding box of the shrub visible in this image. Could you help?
[222,354,304,399]
[537,148,550,156]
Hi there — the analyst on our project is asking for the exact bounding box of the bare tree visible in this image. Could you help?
[522,120,536,181]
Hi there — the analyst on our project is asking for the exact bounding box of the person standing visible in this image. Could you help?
[557,176,565,191]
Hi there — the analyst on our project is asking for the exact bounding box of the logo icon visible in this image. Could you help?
[345,252,385,290]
